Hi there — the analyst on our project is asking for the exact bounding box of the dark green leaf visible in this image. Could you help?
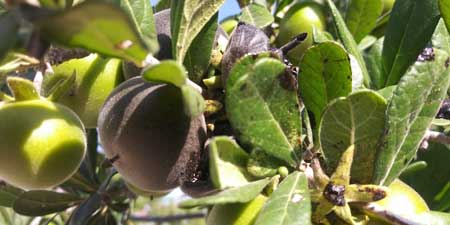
[240,3,274,28]
[179,178,271,208]
[325,0,370,88]
[402,143,450,210]
[226,57,302,167]
[28,1,149,65]
[320,90,387,183]
[247,148,287,178]
[13,190,83,216]
[181,84,205,118]
[141,60,187,87]
[0,13,19,62]
[115,0,159,53]
[298,41,352,127]
[170,0,225,62]
[364,38,385,90]
[345,0,383,43]
[382,0,440,86]
[374,49,450,185]
[254,172,311,225]
[68,193,102,225]
[184,13,218,83]
[209,136,252,189]
[441,0,450,33]
[0,184,24,207]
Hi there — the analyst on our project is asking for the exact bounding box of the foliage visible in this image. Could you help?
[0,0,449,224]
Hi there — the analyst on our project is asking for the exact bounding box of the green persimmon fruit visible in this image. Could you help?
[42,54,123,128]
[98,77,207,192]
[368,179,429,224]
[206,195,268,225]
[276,2,326,65]
[0,99,86,189]
[221,18,239,35]
[382,0,395,13]
[125,182,170,198]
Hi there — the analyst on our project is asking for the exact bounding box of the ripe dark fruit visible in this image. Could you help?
[154,9,172,60]
[221,23,270,85]
[98,77,207,192]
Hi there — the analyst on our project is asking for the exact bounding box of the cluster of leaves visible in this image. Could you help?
[0,0,450,224]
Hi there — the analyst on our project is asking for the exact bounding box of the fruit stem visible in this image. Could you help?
[280,33,308,56]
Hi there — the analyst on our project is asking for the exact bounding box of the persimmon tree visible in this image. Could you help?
[0,0,450,224]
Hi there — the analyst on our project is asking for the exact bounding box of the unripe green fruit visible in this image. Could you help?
[206,195,268,225]
[125,182,170,198]
[0,99,86,189]
[42,54,123,128]
[98,77,207,192]
[367,179,429,224]
[276,2,326,65]
[382,0,395,13]
[221,19,238,35]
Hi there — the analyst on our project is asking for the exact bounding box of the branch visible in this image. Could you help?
[420,130,450,149]
[129,213,206,222]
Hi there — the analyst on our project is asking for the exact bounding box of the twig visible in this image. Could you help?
[129,212,206,222]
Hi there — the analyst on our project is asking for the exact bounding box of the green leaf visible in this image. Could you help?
[358,35,377,51]
[170,0,226,62]
[13,190,83,216]
[6,77,40,101]
[240,3,274,28]
[325,0,371,88]
[402,142,450,210]
[209,136,252,189]
[432,19,450,55]
[226,57,302,167]
[183,13,218,84]
[180,84,205,118]
[39,0,65,8]
[0,184,24,207]
[374,49,450,185]
[115,0,159,53]
[179,178,271,208]
[377,85,396,101]
[441,0,450,33]
[319,90,387,184]
[155,0,171,12]
[141,60,187,87]
[345,0,383,43]
[27,1,149,65]
[364,38,385,90]
[298,41,352,127]
[382,0,441,86]
[0,13,19,62]
[254,172,311,225]
[247,148,287,178]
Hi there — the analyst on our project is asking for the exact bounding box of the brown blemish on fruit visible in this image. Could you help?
[445,58,450,68]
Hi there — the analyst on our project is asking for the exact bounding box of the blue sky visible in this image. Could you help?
[150,0,241,21]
